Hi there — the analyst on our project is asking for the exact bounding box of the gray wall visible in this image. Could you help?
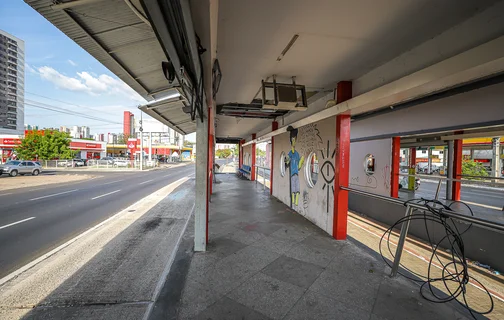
[349,193,504,273]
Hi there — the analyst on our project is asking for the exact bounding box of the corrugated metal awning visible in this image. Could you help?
[25,0,195,133]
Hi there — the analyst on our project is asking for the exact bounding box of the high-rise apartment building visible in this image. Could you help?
[123,111,135,137]
[80,126,90,138]
[0,30,24,134]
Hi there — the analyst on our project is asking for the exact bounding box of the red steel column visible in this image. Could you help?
[452,139,463,201]
[391,137,401,198]
[251,134,256,181]
[333,81,352,240]
[409,148,416,167]
[270,121,278,195]
[239,139,244,168]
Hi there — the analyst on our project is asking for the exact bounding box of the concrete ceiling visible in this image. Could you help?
[214,0,498,138]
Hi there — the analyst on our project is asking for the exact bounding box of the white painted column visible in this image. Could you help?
[195,106,209,252]
[491,137,501,180]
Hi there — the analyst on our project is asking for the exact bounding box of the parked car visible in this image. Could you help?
[58,160,71,167]
[96,157,114,165]
[113,158,129,167]
[73,159,85,167]
[0,160,42,177]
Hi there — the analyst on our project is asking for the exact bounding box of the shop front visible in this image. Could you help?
[0,136,22,163]
[70,140,106,159]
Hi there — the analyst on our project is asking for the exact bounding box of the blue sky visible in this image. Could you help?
[0,1,195,141]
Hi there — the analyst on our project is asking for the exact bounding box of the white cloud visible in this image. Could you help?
[39,66,88,92]
[25,63,37,74]
[67,59,77,66]
[36,66,145,102]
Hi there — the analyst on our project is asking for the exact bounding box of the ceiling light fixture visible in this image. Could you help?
[277,34,299,62]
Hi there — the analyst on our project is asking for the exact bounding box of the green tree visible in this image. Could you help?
[184,140,194,147]
[231,144,239,156]
[16,130,76,160]
[256,147,266,157]
[462,160,489,178]
[216,148,232,158]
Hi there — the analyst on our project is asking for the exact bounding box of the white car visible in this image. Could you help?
[113,159,129,167]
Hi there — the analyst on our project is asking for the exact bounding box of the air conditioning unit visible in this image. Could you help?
[262,77,307,111]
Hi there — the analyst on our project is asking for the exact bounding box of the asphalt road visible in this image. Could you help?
[416,180,503,209]
[0,164,195,278]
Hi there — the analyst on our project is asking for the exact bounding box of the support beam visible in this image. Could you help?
[333,81,352,240]
[452,139,463,201]
[391,137,400,198]
[270,121,278,195]
[251,134,257,181]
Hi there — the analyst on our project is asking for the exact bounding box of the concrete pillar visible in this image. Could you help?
[195,104,209,252]
[470,148,475,160]
[427,147,432,174]
[408,147,416,191]
[333,81,352,240]
[452,139,463,201]
[270,121,278,195]
[492,138,501,180]
[391,137,400,198]
[251,133,256,181]
[148,132,152,161]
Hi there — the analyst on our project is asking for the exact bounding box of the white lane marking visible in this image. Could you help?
[463,191,502,199]
[163,174,170,178]
[29,189,79,201]
[103,179,124,185]
[0,176,191,287]
[0,193,12,197]
[0,217,36,230]
[462,201,502,211]
[139,179,154,185]
[91,189,121,200]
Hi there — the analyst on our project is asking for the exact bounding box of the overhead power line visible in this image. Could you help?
[24,99,122,125]
[25,91,129,117]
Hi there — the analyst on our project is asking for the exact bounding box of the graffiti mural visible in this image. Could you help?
[349,175,378,189]
[381,164,391,190]
[319,140,336,213]
[285,126,304,208]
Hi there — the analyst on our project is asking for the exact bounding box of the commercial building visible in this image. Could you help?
[0,133,106,162]
[0,29,24,135]
[123,111,135,137]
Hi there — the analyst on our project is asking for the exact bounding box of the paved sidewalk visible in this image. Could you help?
[0,178,194,320]
[153,174,473,320]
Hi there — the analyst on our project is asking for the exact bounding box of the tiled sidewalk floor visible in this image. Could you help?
[176,175,474,320]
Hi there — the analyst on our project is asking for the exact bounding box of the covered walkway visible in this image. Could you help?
[164,175,475,320]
